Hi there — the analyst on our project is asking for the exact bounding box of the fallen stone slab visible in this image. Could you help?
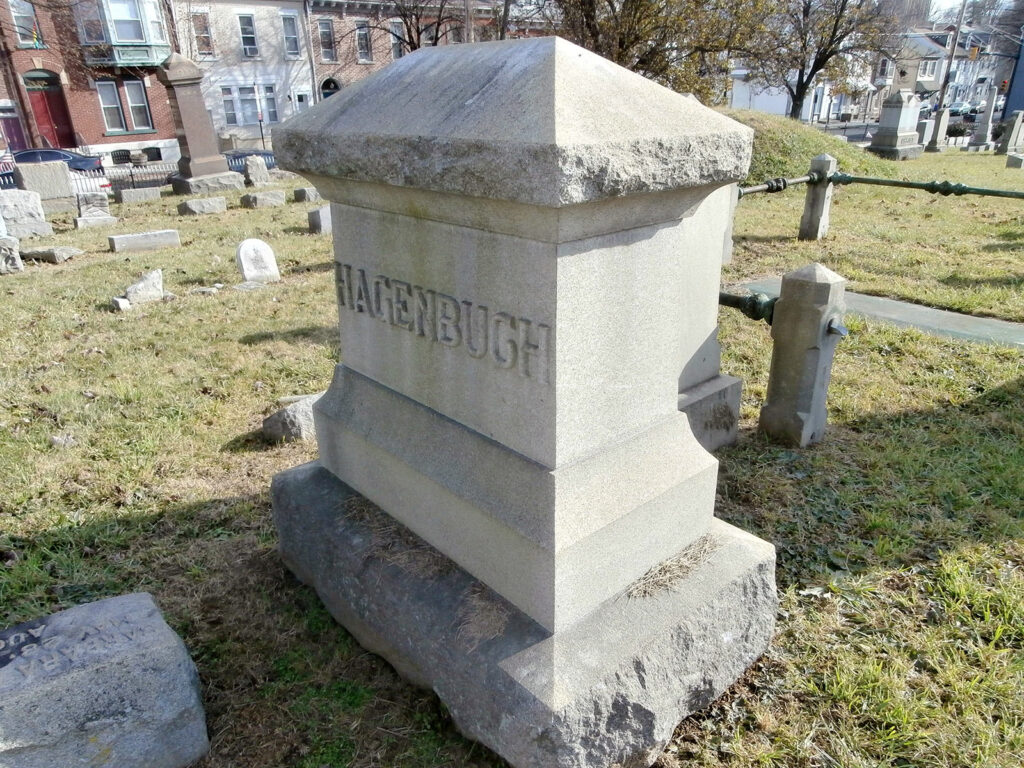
[75,215,118,229]
[116,187,162,204]
[109,229,180,253]
[0,236,22,275]
[262,393,323,442]
[0,189,53,238]
[240,190,285,209]
[178,197,226,216]
[236,238,280,283]
[294,187,321,203]
[124,269,164,304]
[21,245,83,264]
[15,160,75,214]
[170,171,245,195]
[233,280,268,292]
[0,592,209,768]
[111,296,132,312]
[308,205,331,234]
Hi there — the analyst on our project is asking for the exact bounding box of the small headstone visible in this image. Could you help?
[77,191,111,218]
[116,187,162,204]
[262,393,323,442]
[177,197,226,216]
[968,86,999,149]
[1007,153,1024,169]
[0,189,53,238]
[108,230,181,253]
[235,238,280,283]
[308,205,332,234]
[294,187,321,203]
[124,269,164,304]
[996,110,1024,155]
[21,245,83,264]
[867,89,924,160]
[0,593,209,768]
[244,155,270,186]
[14,160,75,214]
[111,296,132,311]
[0,236,23,275]
[75,215,118,229]
[240,189,285,209]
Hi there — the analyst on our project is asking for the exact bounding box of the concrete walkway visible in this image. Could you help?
[740,278,1024,350]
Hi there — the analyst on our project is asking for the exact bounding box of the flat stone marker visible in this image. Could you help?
[0,189,53,238]
[308,204,331,234]
[0,593,209,768]
[21,245,82,264]
[0,236,22,275]
[273,37,775,768]
[235,238,280,283]
[240,190,285,209]
[109,229,180,253]
[178,196,226,215]
[294,186,321,203]
[116,187,162,204]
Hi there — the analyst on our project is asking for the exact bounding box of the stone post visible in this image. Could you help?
[798,154,837,241]
[156,54,244,194]
[868,90,924,160]
[272,38,776,768]
[996,110,1024,155]
[925,108,951,152]
[758,263,847,447]
[968,85,999,150]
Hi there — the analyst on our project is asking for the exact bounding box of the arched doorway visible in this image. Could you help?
[321,78,340,100]
[22,70,74,148]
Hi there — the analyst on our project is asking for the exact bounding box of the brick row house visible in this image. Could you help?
[0,0,180,161]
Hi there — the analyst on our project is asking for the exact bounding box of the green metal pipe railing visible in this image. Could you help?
[737,172,822,199]
[719,291,777,324]
[828,172,1024,200]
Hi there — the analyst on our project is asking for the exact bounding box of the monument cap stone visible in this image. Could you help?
[275,36,752,208]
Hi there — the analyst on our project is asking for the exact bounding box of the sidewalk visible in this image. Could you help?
[739,278,1024,350]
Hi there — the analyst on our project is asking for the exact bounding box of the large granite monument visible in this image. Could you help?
[272,37,776,768]
[157,54,244,194]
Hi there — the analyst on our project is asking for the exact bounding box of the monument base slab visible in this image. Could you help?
[963,143,994,152]
[272,462,777,768]
[866,144,924,160]
[170,171,245,195]
[678,374,742,451]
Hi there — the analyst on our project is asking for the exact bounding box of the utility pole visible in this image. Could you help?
[464,0,474,42]
[926,0,968,152]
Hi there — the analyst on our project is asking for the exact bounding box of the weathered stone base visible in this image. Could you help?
[75,215,117,229]
[963,142,994,152]
[678,374,741,451]
[866,144,924,160]
[170,171,245,195]
[272,462,777,768]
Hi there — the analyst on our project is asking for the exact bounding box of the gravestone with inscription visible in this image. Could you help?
[0,592,209,768]
[272,37,776,768]
[75,191,117,229]
[868,89,924,160]
[235,238,280,282]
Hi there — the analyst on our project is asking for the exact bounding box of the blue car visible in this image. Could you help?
[12,148,104,172]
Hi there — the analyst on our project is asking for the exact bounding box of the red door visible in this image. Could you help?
[24,72,75,148]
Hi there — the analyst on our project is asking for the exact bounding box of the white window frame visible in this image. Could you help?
[281,13,300,58]
[238,14,259,57]
[919,60,937,79]
[123,78,152,130]
[144,0,166,43]
[262,84,278,123]
[10,0,41,46]
[109,0,145,43]
[97,80,127,133]
[191,11,214,56]
[318,18,336,62]
[77,0,107,44]
[390,20,404,59]
[221,84,277,126]
[355,20,372,62]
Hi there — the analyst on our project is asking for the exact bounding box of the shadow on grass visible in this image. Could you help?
[717,375,1024,588]
[1,492,506,768]
[940,270,1024,288]
[286,261,333,275]
[239,325,335,347]
[221,429,278,453]
[733,233,798,244]
[281,226,309,235]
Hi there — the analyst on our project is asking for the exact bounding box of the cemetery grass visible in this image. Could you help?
[728,143,1024,323]
[0,180,1018,768]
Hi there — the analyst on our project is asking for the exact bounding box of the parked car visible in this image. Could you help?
[12,148,104,172]
[948,101,972,116]
[969,101,987,115]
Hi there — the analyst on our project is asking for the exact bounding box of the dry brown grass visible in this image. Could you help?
[627,534,723,599]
